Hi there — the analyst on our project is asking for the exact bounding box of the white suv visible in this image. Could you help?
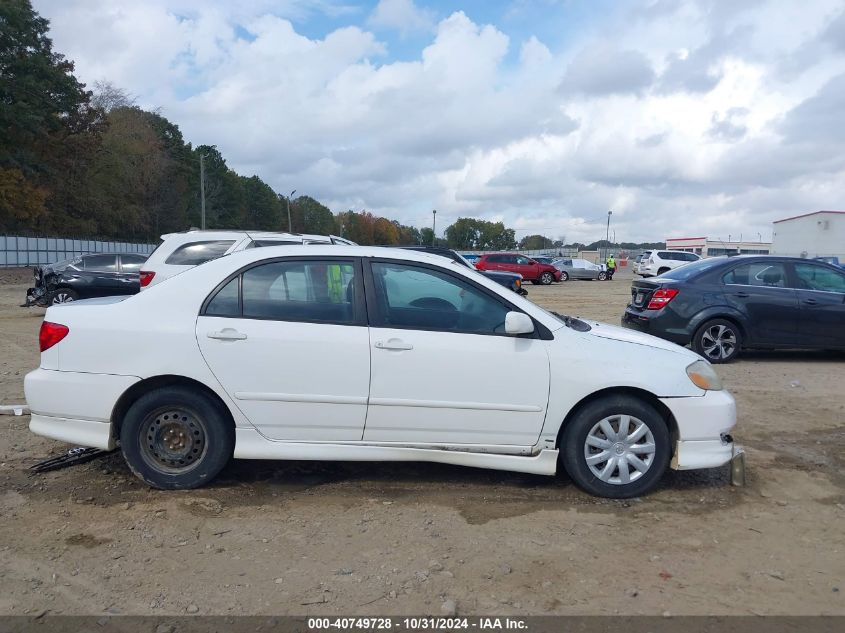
[638,250,701,277]
[140,230,355,289]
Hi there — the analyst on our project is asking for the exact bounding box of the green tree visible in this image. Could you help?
[518,234,553,250]
[290,195,334,234]
[0,0,101,231]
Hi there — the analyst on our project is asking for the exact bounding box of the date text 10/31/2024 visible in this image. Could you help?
[307,617,528,630]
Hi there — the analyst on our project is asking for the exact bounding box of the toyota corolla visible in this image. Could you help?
[26,246,739,498]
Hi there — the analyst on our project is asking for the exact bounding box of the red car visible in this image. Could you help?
[475,253,562,285]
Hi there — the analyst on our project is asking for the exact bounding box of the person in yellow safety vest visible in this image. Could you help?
[605,254,616,280]
[327,264,345,302]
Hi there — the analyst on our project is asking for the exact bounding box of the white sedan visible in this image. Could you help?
[26,246,739,498]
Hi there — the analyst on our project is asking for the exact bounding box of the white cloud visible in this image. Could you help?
[368,0,434,36]
[32,0,845,243]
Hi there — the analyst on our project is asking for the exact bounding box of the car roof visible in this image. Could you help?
[159,230,331,241]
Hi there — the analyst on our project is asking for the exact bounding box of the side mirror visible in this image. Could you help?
[505,311,534,336]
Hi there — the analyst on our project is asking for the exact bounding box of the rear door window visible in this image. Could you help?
[83,254,118,272]
[120,254,147,272]
[165,240,236,265]
[723,263,787,288]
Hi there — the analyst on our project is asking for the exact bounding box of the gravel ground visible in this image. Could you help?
[0,266,843,616]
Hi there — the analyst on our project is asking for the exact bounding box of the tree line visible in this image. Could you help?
[0,0,662,254]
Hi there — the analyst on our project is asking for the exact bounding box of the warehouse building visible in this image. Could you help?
[771,210,845,259]
[665,236,771,257]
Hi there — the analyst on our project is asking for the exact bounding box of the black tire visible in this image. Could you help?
[120,386,234,489]
[559,271,569,281]
[693,318,742,363]
[657,267,670,275]
[560,396,670,498]
[530,280,540,285]
[540,272,554,285]
[597,271,607,281]
[50,288,79,304]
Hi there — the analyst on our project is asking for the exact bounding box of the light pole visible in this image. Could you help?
[199,153,206,229]
[432,209,437,246]
[286,189,296,233]
[605,210,613,263]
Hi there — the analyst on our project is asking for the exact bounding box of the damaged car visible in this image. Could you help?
[24,253,148,307]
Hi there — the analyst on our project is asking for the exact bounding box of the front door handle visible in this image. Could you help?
[734,292,750,298]
[375,339,413,351]
[802,298,818,305]
[207,329,247,341]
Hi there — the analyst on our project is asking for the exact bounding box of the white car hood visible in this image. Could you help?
[582,321,699,358]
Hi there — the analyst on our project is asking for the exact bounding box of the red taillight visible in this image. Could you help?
[139,270,155,287]
[646,288,679,310]
[39,321,69,352]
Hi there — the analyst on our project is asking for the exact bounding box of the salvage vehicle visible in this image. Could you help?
[399,246,527,295]
[475,253,562,285]
[139,229,355,289]
[23,253,148,306]
[26,246,739,498]
[622,255,845,362]
[553,258,608,281]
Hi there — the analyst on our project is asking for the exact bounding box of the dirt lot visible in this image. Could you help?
[0,266,843,616]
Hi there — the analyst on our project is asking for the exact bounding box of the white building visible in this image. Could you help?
[771,210,845,259]
[665,236,771,257]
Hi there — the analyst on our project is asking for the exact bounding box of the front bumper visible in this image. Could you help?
[660,390,737,471]
[23,285,48,307]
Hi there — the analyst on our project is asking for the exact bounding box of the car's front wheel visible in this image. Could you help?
[120,386,234,489]
[693,318,742,363]
[540,272,554,285]
[561,396,670,498]
[50,288,79,304]
[597,271,608,281]
[559,271,569,281]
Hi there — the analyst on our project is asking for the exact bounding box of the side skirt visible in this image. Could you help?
[233,428,559,476]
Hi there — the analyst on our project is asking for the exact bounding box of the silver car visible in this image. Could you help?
[553,258,608,281]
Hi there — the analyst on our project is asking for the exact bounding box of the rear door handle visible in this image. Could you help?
[802,298,818,305]
[734,292,750,298]
[207,329,247,341]
[375,339,413,351]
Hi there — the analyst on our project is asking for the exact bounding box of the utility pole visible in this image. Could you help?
[286,189,296,233]
[432,209,437,246]
[200,153,206,229]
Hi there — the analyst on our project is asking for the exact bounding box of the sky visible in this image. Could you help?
[34,0,845,244]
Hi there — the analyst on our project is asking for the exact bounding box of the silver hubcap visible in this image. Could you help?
[701,324,736,360]
[584,415,656,485]
[53,293,73,304]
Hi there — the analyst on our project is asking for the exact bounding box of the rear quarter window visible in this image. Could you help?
[165,240,236,266]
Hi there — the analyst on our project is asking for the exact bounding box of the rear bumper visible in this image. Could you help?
[29,414,115,450]
[25,369,138,442]
[660,390,737,470]
[621,308,692,346]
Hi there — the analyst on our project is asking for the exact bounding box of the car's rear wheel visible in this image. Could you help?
[50,288,79,304]
[561,396,670,498]
[120,387,234,489]
[559,271,569,281]
[540,272,554,285]
[693,318,742,363]
[597,271,608,281]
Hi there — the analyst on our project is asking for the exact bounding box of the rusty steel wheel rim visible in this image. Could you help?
[139,408,208,474]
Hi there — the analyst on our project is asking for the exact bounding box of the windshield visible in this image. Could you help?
[659,257,726,281]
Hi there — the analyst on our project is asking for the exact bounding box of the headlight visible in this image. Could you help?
[686,360,723,391]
